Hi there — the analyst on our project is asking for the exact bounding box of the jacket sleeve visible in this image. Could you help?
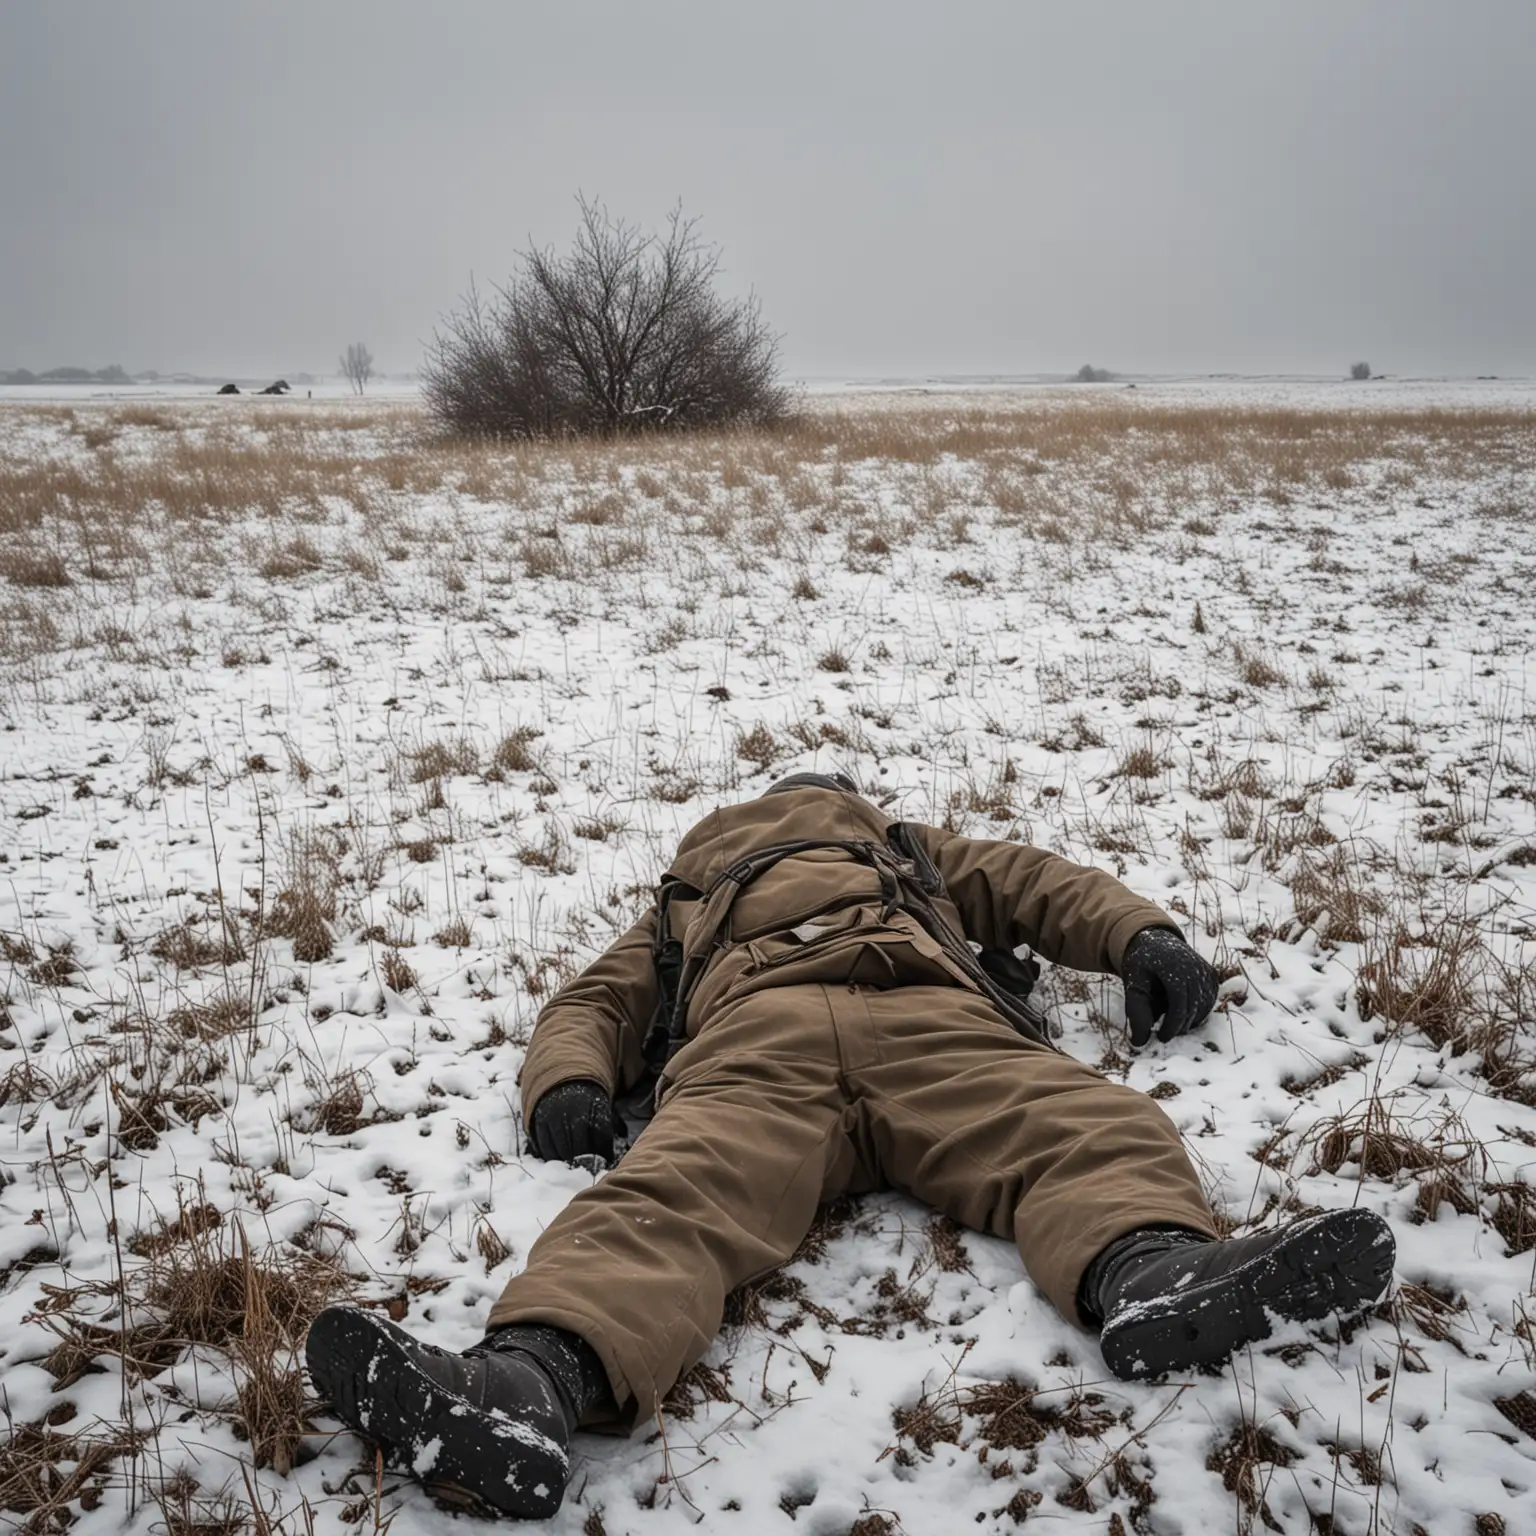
[911,824,1176,975]
[517,908,660,1123]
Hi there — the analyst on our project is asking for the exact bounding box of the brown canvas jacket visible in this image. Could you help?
[517,787,1175,1120]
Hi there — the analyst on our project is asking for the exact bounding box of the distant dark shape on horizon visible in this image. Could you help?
[259,379,291,395]
[217,382,240,395]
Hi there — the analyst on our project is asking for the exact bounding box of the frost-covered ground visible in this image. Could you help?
[1,387,1534,1535]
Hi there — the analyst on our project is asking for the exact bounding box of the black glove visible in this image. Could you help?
[1120,927,1219,1047]
[528,1079,615,1167]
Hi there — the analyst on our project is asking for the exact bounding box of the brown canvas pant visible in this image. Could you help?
[487,981,1216,1427]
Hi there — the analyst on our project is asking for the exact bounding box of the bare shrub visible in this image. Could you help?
[423,199,789,438]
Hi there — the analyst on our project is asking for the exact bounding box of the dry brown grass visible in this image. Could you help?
[140,1220,341,1350]
[516,822,575,875]
[5,399,1531,604]
[295,1065,391,1137]
[150,1473,252,1536]
[1357,919,1479,1053]
[1299,1092,1481,1186]
[490,726,543,775]
[1285,846,1384,946]
[29,1208,346,1470]
[432,914,474,948]
[149,916,244,972]
[0,1415,140,1535]
[403,734,481,783]
[764,400,1536,480]
[1205,1423,1296,1534]
[262,831,343,964]
[257,533,324,580]
[573,811,626,842]
[1114,740,1166,781]
[380,947,416,992]
[0,549,71,588]
[735,722,783,771]
[886,1363,1119,1501]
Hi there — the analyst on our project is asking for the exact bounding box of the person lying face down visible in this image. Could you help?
[306,772,1395,1519]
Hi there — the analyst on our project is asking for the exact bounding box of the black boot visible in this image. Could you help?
[1084,1209,1395,1381]
[305,1306,611,1519]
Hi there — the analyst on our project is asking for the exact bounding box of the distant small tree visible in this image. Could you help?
[1075,363,1114,383]
[1350,361,1371,380]
[423,198,789,438]
[340,343,374,395]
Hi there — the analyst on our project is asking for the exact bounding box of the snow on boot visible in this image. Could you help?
[305,1305,596,1518]
[1092,1209,1395,1380]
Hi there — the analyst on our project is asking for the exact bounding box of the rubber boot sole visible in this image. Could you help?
[1099,1209,1395,1381]
[304,1305,569,1520]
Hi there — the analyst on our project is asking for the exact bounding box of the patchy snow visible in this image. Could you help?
[0,384,1533,1534]
[410,1436,442,1476]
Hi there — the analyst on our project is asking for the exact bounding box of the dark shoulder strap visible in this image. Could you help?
[887,821,944,895]
[642,876,701,1067]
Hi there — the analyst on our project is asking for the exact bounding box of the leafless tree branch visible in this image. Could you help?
[423,199,789,438]
[339,343,374,396]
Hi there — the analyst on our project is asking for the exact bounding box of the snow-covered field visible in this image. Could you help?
[1,386,1534,1535]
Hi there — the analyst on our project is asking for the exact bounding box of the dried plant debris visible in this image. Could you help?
[1205,1424,1296,1533]
[0,1417,141,1535]
[891,1373,1116,1461]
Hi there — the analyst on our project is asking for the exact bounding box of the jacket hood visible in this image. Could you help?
[762,771,859,797]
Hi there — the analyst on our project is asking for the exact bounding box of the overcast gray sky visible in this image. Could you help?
[2,2,1533,379]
